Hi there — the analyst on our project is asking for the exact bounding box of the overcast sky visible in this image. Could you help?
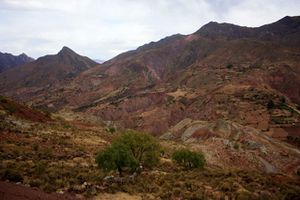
[0,0,299,60]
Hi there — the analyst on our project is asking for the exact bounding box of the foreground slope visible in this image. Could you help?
[0,96,299,199]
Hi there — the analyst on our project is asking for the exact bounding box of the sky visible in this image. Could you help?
[0,0,300,60]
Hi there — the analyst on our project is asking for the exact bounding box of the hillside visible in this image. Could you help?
[1,15,300,200]
[0,52,34,73]
[1,17,300,137]
[16,16,298,137]
[0,95,299,199]
[0,47,98,103]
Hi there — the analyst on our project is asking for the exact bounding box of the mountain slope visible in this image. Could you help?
[0,52,34,73]
[1,16,300,136]
[38,16,298,135]
[160,118,300,175]
[196,16,300,46]
[0,47,98,103]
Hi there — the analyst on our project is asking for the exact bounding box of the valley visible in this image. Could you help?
[0,16,300,200]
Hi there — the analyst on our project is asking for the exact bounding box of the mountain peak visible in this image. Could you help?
[272,15,300,27]
[58,46,77,56]
[203,21,220,27]
[278,16,296,22]
[194,20,250,39]
[18,53,31,58]
[196,21,244,32]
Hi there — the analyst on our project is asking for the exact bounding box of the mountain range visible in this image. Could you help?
[1,15,300,199]
[0,16,300,136]
[0,46,98,105]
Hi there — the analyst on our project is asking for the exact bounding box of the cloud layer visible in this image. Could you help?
[0,0,299,60]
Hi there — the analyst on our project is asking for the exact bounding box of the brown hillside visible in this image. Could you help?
[0,17,300,136]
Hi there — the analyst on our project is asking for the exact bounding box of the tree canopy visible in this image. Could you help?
[96,130,161,175]
[172,149,205,169]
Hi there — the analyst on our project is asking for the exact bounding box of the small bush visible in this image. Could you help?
[0,96,7,103]
[29,179,43,187]
[227,64,233,69]
[43,110,51,118]
[63,123,72,129]
[297,168,300,176]
[106,127,116,134]
[32,143,39,151]
[2,169,23,182]
[237,190,256,200]
[172,149,205,169]
[234,143,239,150]
[280,96,286,104]
[267,100,275,110]
[35,163,47,175]
[6,105,17,114]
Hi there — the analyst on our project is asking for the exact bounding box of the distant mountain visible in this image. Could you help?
[0,46,98,104]
[196,16,300,46]
[0,52,34,73]
[94,59,105,64]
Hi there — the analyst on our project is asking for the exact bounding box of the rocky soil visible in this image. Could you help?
[0,96,300,199]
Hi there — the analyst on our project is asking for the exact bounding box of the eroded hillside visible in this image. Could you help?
[0,96,300,200]
[1,17,298,137]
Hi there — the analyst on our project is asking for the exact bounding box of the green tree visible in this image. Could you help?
[172,149,205,169]
[118,131,161,168]
[96,131,161,175]
[96,142,138,176]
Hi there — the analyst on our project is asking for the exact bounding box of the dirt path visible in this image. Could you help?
[258,157,278,174]
[0,181,80,200]
[94,192,142,200]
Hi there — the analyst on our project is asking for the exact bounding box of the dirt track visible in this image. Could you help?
[0,181,80,200]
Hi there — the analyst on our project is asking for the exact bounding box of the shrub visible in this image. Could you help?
[2,169,23,182]
[234,143,239,150]
[32,143,39,151]
[96,130,161,175]
[267,100,275,110]
[29,179,43,187]
[106,127,116,134]
[227,64,233,69]
[172,149,205,169]
[63,123,72,129]
[280,96,286,104]
[0,96,7,103]
[237,189,256,200]
[35,162,47,175]
[297,168,300,176]
[43,110,52,118]
[5,104,17,114]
